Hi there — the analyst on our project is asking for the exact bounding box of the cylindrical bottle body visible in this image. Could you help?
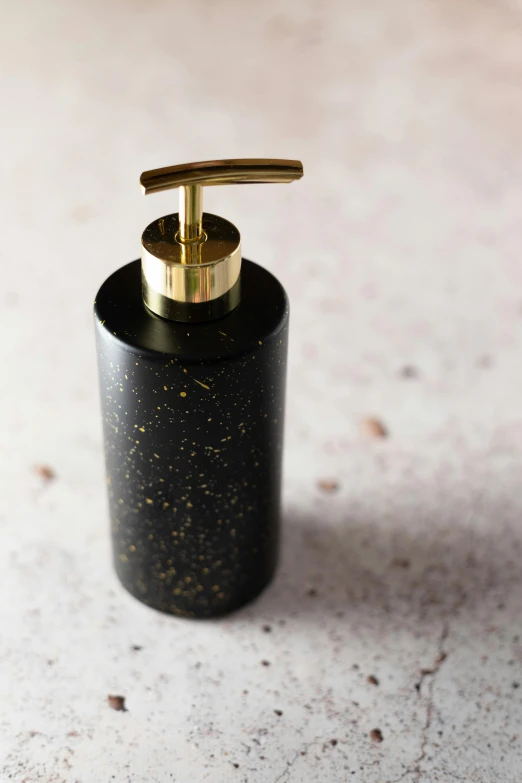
[94,259,288,617]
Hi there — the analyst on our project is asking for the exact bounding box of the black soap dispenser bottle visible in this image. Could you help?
[94,158,303,618]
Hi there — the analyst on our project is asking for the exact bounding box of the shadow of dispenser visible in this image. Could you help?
[94,158,303,617]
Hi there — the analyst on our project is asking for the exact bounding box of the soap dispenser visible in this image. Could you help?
[94,158,303,617]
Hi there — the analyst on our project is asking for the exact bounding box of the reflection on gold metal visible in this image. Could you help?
[179,184,203,243]
[142,213,240,315]
[140,159,303,194]
[140,158,304,322]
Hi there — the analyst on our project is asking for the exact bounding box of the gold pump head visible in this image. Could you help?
[140,158,303,322]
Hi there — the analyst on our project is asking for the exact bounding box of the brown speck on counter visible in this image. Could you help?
[400,365,418,378]
[261,660,271,667]
[68,731,79,737]
[107,695,127,711]
[262,624,272,633]
[318,479,339,492]
[370,728,383,743]
[131,645,142,651]
[391,557,410,569]
[330,739,338,747]
[35,465,55,481]
[274,709,283,716]
[367,675,379,686]
[307,588,318,597]
[233,763,239,768]
[362,417,388,439]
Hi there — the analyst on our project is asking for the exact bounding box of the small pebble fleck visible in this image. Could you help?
[107,695,126,712]
[513,682,520,689]
[262,624,272,633]
[400,365,418,378]
[307,588,318,597]
[330,739,338,747]
[131,645,142,652]
[261,660,271,667]
[35,465,55,481]
[233,763,239,768]
[391,557,410,569]
[274,709,283,716]
[362,417,388,439]
[367,675,379,686]
[318,479,339,492]
[370,728,383,743]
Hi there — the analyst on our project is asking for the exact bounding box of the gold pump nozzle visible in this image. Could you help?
[140,158,303,322]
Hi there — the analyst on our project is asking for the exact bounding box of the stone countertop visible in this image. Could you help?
[1,1,521,781]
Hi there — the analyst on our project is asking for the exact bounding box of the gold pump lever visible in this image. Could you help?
[140,158,303,243]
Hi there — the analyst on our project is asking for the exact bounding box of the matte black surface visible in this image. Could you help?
[94,259,288,617]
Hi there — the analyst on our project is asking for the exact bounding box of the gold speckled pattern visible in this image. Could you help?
[95,259,289,617]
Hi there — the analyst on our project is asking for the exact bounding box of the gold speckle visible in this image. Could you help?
[173,587,182,596]
[202,567,210,575]
[153,453,160,459]
[217,592,225,600]
[162,501,170,509]
[180,391,187,397]
[164,385,168,391]
[184,576,192,584]
[145,498,153,505]
[119,554,129,563]
[148,534,153,540]
[193,379,210,390]
[183,368,187,373]
[212,585,220,592]
[139,427,145,432]
[186,501,193,509]
[258,340,262,345]
[159,572,166,579]
[129,545,136,552]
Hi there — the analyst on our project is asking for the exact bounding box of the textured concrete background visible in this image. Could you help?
[1,1,522,780]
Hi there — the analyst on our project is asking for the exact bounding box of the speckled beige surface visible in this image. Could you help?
[1,1,522,781]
